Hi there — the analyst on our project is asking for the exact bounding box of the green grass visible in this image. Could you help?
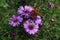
[0,0,60,40]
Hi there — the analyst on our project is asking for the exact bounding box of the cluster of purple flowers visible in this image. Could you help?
[9,5,43,35]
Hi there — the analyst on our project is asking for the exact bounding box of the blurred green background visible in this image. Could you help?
[0,0,60,40]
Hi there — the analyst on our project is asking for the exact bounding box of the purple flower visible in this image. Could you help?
[24,19,39,35]
[11,32,16,40]
[21,0,25,3]
[50,18,55,25]
[11,32,16,36]
[48,2,54,8]
[35,15,43,26]
[9,15,23,27]
[17,6,34,18]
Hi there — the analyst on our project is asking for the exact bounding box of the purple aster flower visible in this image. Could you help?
[24,19,39,35]
[9,15,23,27]
[35,15,43,27]
[48,2,54,8]
[17,6,34,18]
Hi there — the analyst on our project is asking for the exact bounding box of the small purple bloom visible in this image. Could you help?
[48,2,54,8]
[11,32,16,40]
[21,0,25,3]
[50,18,55,25]
[24,19,39,35]
[17,6,34,18]
[35,15,43,26]
[11,32,16,36]
[9,15,23,27]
